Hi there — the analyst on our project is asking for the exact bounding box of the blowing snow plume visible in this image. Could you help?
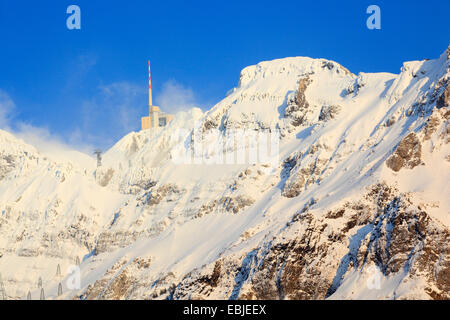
[156,80,203,114]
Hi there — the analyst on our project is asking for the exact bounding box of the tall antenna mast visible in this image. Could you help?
[148,60,152,107]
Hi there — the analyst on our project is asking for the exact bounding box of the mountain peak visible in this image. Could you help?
[238,56,354,88]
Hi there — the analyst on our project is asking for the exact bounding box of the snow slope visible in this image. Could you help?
[0,47,449,300]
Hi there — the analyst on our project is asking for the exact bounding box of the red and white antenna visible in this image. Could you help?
[148,60,152,107]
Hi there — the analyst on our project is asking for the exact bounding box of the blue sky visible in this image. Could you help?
[0,0,449,151]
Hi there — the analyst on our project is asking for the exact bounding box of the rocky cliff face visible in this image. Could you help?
[0,47,449,300]
[79,183,449,300]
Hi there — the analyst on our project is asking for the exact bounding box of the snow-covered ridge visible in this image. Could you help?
[238,56,354,87]
[0,46,449,300]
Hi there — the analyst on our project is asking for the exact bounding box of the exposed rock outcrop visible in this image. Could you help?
[386,133,422,172]
[437,85,449,109]
[119,184,449,300]
[318,105,341,121]
[285,76,312,126]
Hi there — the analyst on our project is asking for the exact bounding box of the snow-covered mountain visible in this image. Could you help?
[0,47,449,300]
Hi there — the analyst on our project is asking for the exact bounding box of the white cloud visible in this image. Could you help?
[0,89,95,166]
[13,123,95,167]
[1,82,146,156]
[155,80,201,114]
[0,89,15,129]
[80,81,146,148]
[65,54,98,90]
